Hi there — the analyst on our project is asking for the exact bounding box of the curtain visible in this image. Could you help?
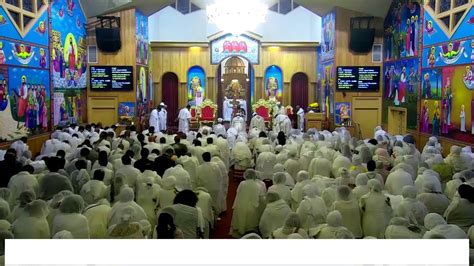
[291,73,309,109]
[162,72,179,127]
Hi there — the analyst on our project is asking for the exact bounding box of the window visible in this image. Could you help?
[0,0,49,36]
[170,0,200,14]
[424,0,472,35]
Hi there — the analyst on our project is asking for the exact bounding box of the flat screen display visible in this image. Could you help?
[336,66,380,91]
[90,66,133,91]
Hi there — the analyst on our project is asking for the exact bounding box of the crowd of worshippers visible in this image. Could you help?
[0,123,473,247]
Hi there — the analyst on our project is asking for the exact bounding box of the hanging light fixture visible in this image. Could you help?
[207,0,268,36]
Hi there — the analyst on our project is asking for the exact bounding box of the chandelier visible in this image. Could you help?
[207,0,268,36]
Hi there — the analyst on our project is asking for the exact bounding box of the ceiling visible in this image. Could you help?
[79,0,392,19]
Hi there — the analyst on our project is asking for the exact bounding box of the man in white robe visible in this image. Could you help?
[149,106,159,132]
[159,102,168,131]
[196,152,223,215]
[250,113,266,132]
[178,105,192,133]
[296,106,305,132]
[223,97,233,122]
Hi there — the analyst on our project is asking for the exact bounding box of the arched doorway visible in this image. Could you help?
[217,56,253,122]
[161,72,179,127]
[291,72,309,109]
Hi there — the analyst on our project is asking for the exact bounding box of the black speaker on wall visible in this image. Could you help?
[94,16,121,53]
[350,17,375,53]
[96,28,121,52]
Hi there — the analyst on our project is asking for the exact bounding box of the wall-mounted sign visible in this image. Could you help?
[210,34,260,64]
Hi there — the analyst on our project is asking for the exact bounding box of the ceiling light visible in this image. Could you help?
[207,0,268,36]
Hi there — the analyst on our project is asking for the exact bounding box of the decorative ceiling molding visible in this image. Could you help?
[424,0,473,37]
[0,0,49,38]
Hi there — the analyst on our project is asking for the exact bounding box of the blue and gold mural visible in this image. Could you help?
[136,10,149,65]
[187,66,206,107]
[264,65,283,102]
[51,0,87,89]
[321,10,335,62]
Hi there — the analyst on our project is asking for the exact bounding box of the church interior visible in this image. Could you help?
[0,0,474,262]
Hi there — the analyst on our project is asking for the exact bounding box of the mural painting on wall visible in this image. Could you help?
[0,7,49,47]
[136,66,149,127]
[0,40,49,69]
[187,66,206,107]
[53,90,82,126]
[264,65,283,102]
[384,0,421,61]
[335,102,351,126]
[118,102,136,124]
[423,6,474,46]
[321,10,335,62]
[422,39,473,68]
[321,60,335,117]
[0,67,50,140]
[211,34,260,64]
[136,10,149,65]
[383,58,419,130]
[51,0,87,89]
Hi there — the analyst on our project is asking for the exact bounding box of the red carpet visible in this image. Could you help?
[209,172,240,239]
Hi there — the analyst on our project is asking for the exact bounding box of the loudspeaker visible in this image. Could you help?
[350,28,375,53]
[95,28,121,53]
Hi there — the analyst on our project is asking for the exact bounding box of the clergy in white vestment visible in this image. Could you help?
[149,106,159,132]
[178,105,192,133]
[296,106,305,132]
[223,97,234,122]
[159,102,168,131]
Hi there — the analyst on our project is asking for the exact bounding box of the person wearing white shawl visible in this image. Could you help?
[108,187,147,227]
[298,150,314,172]
[417,181,450,215]
[259,192,292,239]
[335,168,354,187]
[7,165,38,207]
[360,179,392,238]
[176,155,198,185]
[158,176,176,211]
[423,213,467,239]
[353,174,370,200]
[273,110,292,137]
[52,195,90,238]
[196,152,223,215]
[255,152,277,180]
[212,118,227,138]
[374,126,387,140]
[445,172,466,200]
[214,136,230,169]
[425,154,445,168]
[268,173,291,205]
[270,212,309,239]
[330,154,351,178]
[415,168,442,194]
[232,141,254,170]
[250,113,266,132]
[136,176,160,228]
[163,164,192,191]
[330,185,363,238]
[311,210,354,239]
[422,136,442,154]
[397,186,428,226]
[308,157,332,179]
[10,138,29,161]
[445,145,469,173]
[114,155,140,192]
[211,155,228,212]
[385,167,414,196]
[384,217,422,239]
[195,187,213,238]
[12,200,50,239]
[291,171,312,210]
[296,183,327,230]
[231,169,266,238]
[107,206,145,239]
[283,150,300,182]
[444,184,474,232]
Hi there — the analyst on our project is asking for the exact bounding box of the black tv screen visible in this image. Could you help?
[336,66,380,91]
[90,66,133,91]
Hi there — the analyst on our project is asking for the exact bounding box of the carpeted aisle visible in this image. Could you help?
[209,172,240,239]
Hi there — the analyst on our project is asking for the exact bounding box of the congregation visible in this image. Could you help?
[0,122,473,247]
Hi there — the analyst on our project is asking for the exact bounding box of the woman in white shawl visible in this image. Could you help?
[136,176,160,228]
[385,217,422,239]
[231,169,266,238]
[12,200,50,239]
[232,141,254,170]
[296,183,327,230]
[291,171,312,210]
[108,186,147,227]
[445,145,469,173]
[311,210,354,239]
[417,181,450,215]
[52,195,90,238]
[308,157,332,178]
[271,212,309,239]
[397,185,428,226]
[444,184,474,232]
[330,185,363,238]
[353,174,370,200]
[268,172,291,205]
[360,179,392,238]
[423,213,467,239]
[259,192,292,238]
